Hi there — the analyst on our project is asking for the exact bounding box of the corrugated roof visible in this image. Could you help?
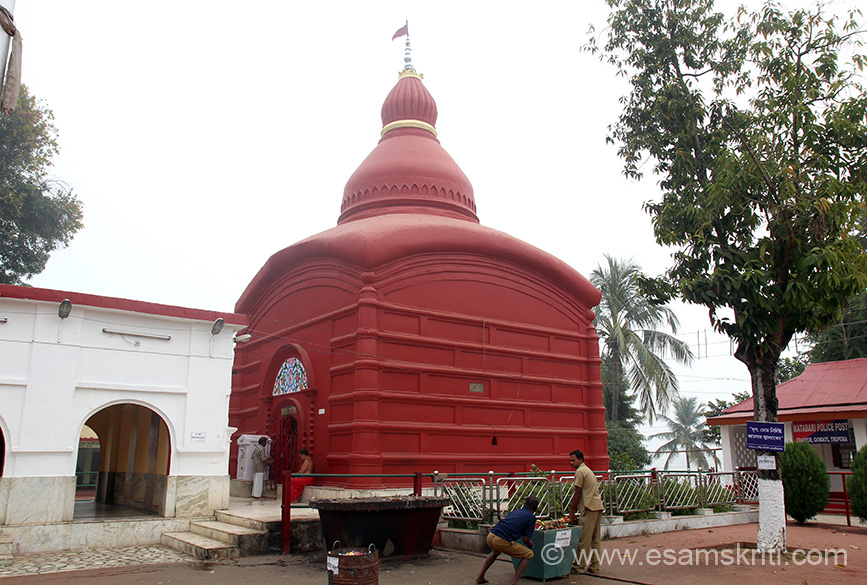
[718,357,867,416]
[709,403,867,424]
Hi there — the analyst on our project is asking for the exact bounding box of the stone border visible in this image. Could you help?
[437,509,759,553]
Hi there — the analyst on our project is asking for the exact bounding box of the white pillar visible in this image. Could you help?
[852,418,867,452]
[720,425,734,471]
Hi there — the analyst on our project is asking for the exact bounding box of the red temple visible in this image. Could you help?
[229,68,607,486]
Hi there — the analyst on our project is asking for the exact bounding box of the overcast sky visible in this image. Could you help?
[9,0,845,466]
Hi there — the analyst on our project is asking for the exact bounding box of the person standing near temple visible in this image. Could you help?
[251,436,270,499]
[568,449,604,575]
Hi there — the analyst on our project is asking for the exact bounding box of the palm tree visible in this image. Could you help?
[650,397,715,470]
[591,255,693,424]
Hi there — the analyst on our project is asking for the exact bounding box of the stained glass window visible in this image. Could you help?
[273,357,309,395]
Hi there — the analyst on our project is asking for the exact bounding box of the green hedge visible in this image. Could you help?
[781,442,830,525]
[848,445,867,522]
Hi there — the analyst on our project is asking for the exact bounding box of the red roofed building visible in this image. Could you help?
[708,358,867,502]
[228,67,607,487]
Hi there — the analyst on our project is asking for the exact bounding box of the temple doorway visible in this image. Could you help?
[73,404,171,519]
[269,406,299,481]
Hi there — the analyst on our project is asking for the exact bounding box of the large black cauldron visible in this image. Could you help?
[310,496,449,557]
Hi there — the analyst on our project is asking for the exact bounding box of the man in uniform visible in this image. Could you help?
[568,449,604,574]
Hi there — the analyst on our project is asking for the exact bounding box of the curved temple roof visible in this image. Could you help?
[237,69,600,314]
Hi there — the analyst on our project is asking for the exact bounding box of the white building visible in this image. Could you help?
[0,284,247,547]
[708,358,867,505]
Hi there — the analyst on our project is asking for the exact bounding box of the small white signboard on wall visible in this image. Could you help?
[757,454,776,470]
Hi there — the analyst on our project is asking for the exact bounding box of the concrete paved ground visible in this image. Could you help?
[1,514,863,584]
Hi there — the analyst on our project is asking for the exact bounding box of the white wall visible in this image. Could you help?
[0,294,244,524]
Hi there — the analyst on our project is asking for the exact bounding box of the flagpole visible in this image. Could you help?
[403,29,413,72]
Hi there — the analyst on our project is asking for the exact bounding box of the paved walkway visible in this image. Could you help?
[0,512,862,584]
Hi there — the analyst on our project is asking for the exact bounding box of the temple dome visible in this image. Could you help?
[339,71,477,224]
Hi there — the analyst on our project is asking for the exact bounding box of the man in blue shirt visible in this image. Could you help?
[476,496,539,585]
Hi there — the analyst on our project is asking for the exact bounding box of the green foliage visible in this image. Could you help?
[776,355,809,384]
[0,85,83,284]
[605,478,656,520]
[592,255,694,424]
[601,353,645,427]
[651,397,716,469]
[847,445,867,522]
[701,391,750,446]
[662,478,698,515]
[589,0,867,437]
[807,291,867,363]
[607,420,652,471]
[699,480,735,509]
[780,442,830,525]
[699,398,732,445]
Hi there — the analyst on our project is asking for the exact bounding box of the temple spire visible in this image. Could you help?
[392,21,414,73]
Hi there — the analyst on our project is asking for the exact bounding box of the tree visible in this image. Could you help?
[0,84,83,284]
[775,354,809,384]
[589,0,867,552]
[699,398,731,445]
[650,396,716,470]
[700,391,751,445]
[591,255,694,424]
[848,445,867,522]
[606,420,652,471]
[807,291,867,362]
[780,441,830,525]
[601,353,645,428]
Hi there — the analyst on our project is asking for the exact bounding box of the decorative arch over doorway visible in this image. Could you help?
[78,403,172,516]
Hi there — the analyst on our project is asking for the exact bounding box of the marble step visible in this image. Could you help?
[190,520,268,556]
[161,531,239,560]
[0,536,12,567]
[215,509,279,533]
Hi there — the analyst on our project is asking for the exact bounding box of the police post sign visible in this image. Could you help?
[746,421,785,452]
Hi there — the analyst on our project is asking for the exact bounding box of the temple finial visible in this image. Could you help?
[391,21,415,73]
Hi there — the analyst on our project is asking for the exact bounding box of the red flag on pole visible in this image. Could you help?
[392,21,408,40]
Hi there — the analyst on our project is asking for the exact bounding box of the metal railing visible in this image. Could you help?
[432,468,760,522]
[827,471,854,527]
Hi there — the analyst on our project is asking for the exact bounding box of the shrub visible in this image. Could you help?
[848,445,867,522]
[780,441,830,524]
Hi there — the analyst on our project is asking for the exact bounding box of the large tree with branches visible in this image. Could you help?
[588,0,867,552]
[0,85,83,284]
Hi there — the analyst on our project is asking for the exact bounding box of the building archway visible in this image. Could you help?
[1,424,5,479]
[75,403,171,518]
[267,352,313,478]
[75,425,100,501]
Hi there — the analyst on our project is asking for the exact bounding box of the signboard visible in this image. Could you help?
[746,421,785,452]
[555,529,572,547]
[190,432,206,443]
[792,419,850,444]
[757,455,777,470]
[280,406,298,417]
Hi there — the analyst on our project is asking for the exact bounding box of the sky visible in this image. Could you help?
[7,0,848,467]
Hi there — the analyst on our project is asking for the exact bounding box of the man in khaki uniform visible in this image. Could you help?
[568,449,604,574]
